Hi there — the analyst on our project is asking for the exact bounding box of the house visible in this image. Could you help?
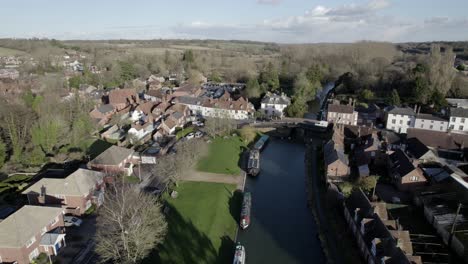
[260,92,291,118]
[161,118,178,135]
[446,98,468,109]
[0,206,66,264]
[130,101,157,122]
[449,107,468,132]
[100,125,126,142]
[343,190,421,264]
[88,146,135,176]
[108,88,139,111]
[326,103,358,125]
[388,150,427,191]
[128,121,157,143]
[414,114,449,132]
[176,94,254,120]
[324,127,349,182]
[144,89,170,103]
[356,103,382,127]
[22,169,105,216]
[406,138,438,163]
[172,83,203,97]
[0,68,20,80]
[385,106,415,134]
[147,79,162,90]
[89,104,115,125]
[147,74,165,84]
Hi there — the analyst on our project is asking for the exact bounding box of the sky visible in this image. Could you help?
[2,0,468,43]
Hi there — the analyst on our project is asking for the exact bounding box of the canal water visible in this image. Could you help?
[237,139,325,264]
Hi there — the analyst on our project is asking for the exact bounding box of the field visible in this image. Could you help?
[148,181,239,264]
[197,136,246,175]
[0,47,26,56]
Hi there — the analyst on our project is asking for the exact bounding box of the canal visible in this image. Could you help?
[237,138,325,264]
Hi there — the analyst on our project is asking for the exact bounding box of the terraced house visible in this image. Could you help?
[0,206,66,264]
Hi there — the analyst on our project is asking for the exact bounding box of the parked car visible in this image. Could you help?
[64,216,83,227]
[186,132,195,139]
[195,131,204,138]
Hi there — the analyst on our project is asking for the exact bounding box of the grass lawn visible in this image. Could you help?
[176,127,195,140]
[147,181,240,264]
[197,136,246,175]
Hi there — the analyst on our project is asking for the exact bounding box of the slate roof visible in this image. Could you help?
[261,92,291,105]
[90,145,134,166]
[0,206,63,247]
[407,128,468,150]
[407,138,432,159]
[415,113,448,122]
[22,169,104,196]
[328,104,354,114]
[386,106,415,116]
[450,107,468,118]
[97,104,114,114]
[389,149,416,177]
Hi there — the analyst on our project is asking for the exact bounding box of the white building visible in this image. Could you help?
[415,114,449,132]
[449,108,468,132]
[176,95,254,120]
[260,92,291,118]
[326,104,358,126]
[385,106,415,134]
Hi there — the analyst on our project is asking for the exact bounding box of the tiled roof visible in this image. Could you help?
[386,106,415,116]
[90,145,134,166]
[415,113,448,122]
[389,149,416,177]
[328,104,354,114]
[109,88,137,105]
[407,128,468,150]
[450,107,468,118]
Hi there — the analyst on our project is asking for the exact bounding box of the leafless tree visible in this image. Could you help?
[204,116,236,137]
[95,183,167,264]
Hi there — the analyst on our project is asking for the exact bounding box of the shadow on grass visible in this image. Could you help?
[86,139,113,160]
[216,235,235,264]
[143,204,218,264]
[237,146,248,171]
[229,189,243,225]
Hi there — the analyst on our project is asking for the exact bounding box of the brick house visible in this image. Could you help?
[108,88,139,111]
[0,206,66,264]
[89,104,115,125]
[88,145,135,176]
[22,169,105,216]
[388,149,427,192]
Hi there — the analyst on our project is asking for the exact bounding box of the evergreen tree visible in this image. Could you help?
[259,62,280,91]
[245,78,262,98]
[389,89,401,106]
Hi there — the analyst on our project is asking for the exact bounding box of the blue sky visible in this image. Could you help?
[2,0,468,43]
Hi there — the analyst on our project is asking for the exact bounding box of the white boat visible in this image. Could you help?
[233,243,246,264]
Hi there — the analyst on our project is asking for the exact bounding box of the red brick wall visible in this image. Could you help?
[0,213,64,264]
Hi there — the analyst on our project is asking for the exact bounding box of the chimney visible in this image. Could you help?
[354,208,361,222]
[348,97,352,106]
[414,104,417,112]
[38,185,46,204]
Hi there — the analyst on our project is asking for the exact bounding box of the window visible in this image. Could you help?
[452,117,456,122]
[440,126,443,131]
[399,120,403,124]
[460,125,464,131]
[410,176,419,181]
[463,118,466,123]
[29,248,39,261]
[407,121,411,125]
[392,119,396,124]
[420,124,423,128]
[450,125,455,129]
[26,236,36,248]
[430,125,433,129]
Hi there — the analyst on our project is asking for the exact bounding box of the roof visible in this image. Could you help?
[136,101,156,115]
[407,128,468,150]
[328,104,354,114]
[386,106,415,116]
[261,92,291,105]
[415,113,448,122]
[446,98,468,108]
[109,88,137,105]
[90,145,134,166]
[407,138,432,159]
[389,150,416,177]
[97,104,114,114]
[22,169,104,196]
[450,107,468,118]
[0,206,63,248]
[324,140,348,166]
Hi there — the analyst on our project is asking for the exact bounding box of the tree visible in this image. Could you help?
[68,75,82,89]
[259,62,280,91]
[204,116,236,137]
[31,117,65,155]
[183,49,194,64]
[389,89,401,106]
[456,64,466,71]
[209,71,222,82]
[239,126,257,144]
[187,70,205,85]
[1,105,34,162]
[95,183,167,264]
[306,64,323,83]
[245,77,262,99]
[285,99,308,118]
[0,138,6,169]
[413,76,431,104]
[358,89,374,102]
[119,61,137,82]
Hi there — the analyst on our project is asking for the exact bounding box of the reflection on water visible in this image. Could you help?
[237,139,325,264]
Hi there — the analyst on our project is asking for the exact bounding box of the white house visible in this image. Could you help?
[326,104,358,126]
[260,92,291,118]
[415,114,449,132]
[385,106,415,134]
[449,108,468,132]
[128,122,158,143]
[176,94,254,120]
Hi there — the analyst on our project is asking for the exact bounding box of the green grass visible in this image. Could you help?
[148,181,239,264]
[197,136,246,175]
[0,47,26,56]
[124,175,140,184]
[176,127,195,140]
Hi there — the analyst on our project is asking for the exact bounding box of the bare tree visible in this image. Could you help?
[95,183,167,264]
[204,116,236,138]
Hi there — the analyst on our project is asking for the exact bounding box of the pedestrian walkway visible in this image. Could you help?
[182,169,245,189]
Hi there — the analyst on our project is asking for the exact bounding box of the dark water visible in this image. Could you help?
[237,139,325,264]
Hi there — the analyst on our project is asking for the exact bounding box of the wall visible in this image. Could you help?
[386,113,415,134]
[414,118,448,132]
[449,116,468,132]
